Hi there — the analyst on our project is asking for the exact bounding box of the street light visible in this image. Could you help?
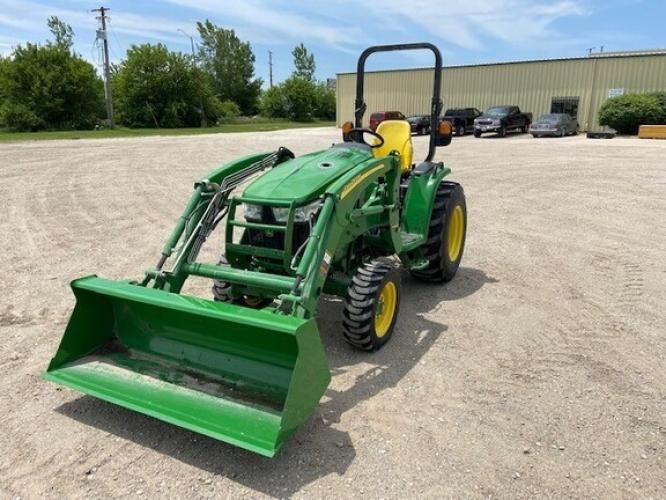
[177,28,207,127]
[177,28,196,59]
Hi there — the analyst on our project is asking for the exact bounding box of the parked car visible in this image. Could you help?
[406,115,430,135]
[474,105,532,137]
[441,108,482,136]
[369,111,406,131]
[529,113,579,137]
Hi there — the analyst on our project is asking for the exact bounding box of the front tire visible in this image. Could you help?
[343,261,401,351]
[474,131,481,138]
[410,182,467,283]
[497,126,506,137]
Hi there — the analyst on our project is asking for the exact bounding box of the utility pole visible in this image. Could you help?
[92,6,114,128]
[178,28,206,127]
[269,50,273,88]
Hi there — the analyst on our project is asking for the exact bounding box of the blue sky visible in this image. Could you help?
[1,0,665,85]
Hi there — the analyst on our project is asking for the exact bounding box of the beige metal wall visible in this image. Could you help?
[336,54,666,130]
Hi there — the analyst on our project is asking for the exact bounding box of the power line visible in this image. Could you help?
[92,6,114,128]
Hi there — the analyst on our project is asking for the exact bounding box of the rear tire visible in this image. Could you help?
[212,256,272,308]
[456,124,465,136]
[410,182,467,283]
[343,261,401,351]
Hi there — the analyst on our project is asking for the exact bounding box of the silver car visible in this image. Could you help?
[529,113,579,137]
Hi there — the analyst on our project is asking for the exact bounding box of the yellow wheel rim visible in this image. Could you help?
[374,281,397,338]
[446,205,464,262]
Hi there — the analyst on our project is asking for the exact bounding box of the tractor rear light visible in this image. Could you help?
[438,120,452,136]
[342,121,354,142]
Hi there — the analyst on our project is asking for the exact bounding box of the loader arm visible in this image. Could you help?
[143,149,293,292]
[286,155,402,317]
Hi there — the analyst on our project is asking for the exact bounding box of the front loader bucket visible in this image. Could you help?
[44,276,330,457]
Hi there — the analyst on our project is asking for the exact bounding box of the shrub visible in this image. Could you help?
[281,77,317,121]
[0,102,44,131]
[599,93,663,135]
[216,99,240,121]
[651,91,666,121]
[260,78,335,121]
[260,85,288,119]
[313,83,336,121]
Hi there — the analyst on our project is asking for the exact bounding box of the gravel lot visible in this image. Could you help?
[1,129,664,498]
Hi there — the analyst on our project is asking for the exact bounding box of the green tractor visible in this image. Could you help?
[44,43,467,457]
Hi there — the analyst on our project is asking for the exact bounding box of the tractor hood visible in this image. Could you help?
[243,145,372,203]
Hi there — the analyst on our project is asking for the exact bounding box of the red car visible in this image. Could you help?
[369,111,406,131]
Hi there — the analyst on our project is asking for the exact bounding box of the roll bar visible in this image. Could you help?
[354,43,445,162]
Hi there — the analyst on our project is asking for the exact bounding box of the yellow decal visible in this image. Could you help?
[340,164,384,200]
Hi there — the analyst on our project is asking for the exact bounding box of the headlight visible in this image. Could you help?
[243,203,263,221]
[273,200,321,223]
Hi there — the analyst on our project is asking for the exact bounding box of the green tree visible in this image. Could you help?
[0,56,9,101]
[113,43,220,128]
[292,43,316,82]
[261,42,334,122]
[260,85,288,119]
[196,20,262,115]
[47,16,74,50]
[260,76,317,121]
[599,93,662,134]
[313,82,335,120]
[0,45,103,131]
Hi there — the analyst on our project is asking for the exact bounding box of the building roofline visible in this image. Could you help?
[336,49,666,76]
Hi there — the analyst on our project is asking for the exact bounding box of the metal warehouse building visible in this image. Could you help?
[336,50,666,131]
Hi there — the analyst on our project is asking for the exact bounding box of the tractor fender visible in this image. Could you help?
[401,162,451,241]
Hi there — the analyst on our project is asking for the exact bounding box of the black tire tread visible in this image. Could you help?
[410,181,466,283]
[342,261,399,351]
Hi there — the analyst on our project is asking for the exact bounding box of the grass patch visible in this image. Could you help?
[0,119,335,142]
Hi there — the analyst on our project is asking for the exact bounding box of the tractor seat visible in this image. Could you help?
[373,120,414,174]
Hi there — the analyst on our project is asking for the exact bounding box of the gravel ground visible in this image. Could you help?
[1,129,664,498]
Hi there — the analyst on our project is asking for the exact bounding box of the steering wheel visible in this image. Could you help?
[347,128,385,148]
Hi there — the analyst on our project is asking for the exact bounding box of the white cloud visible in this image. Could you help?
[0,0,196,45]
[157,0,590,58]
[161,0,369,52]
[0,0,593,63]
[352,0,589,50]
